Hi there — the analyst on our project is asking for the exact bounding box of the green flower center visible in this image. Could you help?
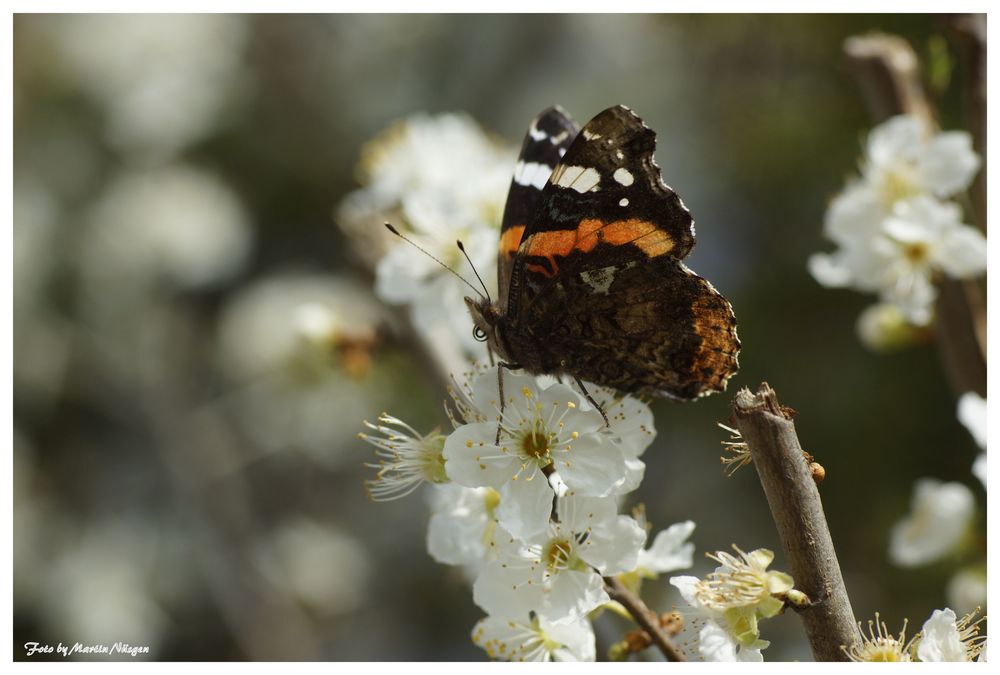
[520,429,551,460]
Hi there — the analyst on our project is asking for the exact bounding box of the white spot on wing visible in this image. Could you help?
[552,165,601,193]
[619,198,629,206]
[514,161,553,189]
[528,121,547,141]
[613,167,634,186]
[579,265,618,295]
[615,150,624,161]
[582,129,602,141]
[550,130,570,145]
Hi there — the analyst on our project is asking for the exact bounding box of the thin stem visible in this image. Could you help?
[731,383,860,662]
[603,575,686,662]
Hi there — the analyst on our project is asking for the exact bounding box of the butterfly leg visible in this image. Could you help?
[495,362,521,444]
[572,375,610,427]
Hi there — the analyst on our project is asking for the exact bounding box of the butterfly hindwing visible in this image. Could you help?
[516,252,739,399]
[498,106,579,310]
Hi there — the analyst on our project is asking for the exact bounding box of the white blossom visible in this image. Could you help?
[472,495,645,621]
[80,165,252,303]
[862,115,979,202]
[855,302,927,352]
[336,113,515,357]
[671,547,800,653]
[425,484,502,571]
[217,273,388,466]
[253,519,370,618]
[635,520,696,577]
[889,479,974,567]
[957,392,986,489]
[44,15,248,158]
[360,414,448,501]
[472,611,595,661]
[945,568,987,619]
[915,608,985,662]
[697,620,764,662]
[443,368,632,540]
[809,115,984,327]
[957,391,986,449]
[844,613,915,662]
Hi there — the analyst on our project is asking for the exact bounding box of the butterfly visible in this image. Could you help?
[466,105,740,413]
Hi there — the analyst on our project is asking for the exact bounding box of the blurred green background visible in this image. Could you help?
[13,13,985,661]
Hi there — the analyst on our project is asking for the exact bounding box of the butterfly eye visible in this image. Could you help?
[473,326,488,342]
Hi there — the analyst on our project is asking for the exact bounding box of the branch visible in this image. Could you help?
[844,31,986,397]
[604,575,686,662]
[731,383,860,662]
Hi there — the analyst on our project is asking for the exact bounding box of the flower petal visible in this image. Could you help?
[496,472,555,541]
[638,521,696,573]
[918,132,981,197]
[889,479,975,567]
[579,515,646,575]
[917,608,968,662]
[934,224,987,278]
[545,568,608,619]
[540,615,596,661]
[443,422,516,488]
[866,115,924,169]
[554,434,627,497]
[472,561,544,618]
[957,392,987,450]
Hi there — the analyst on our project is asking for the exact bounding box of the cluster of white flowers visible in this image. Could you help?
[361,364,699,661]
[809,115,985,340]
[336,113,516,359]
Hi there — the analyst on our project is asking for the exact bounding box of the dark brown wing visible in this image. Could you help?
[520,251,740,399]
[505,105,738,398]
[510,105,696,312]
[498,106,579,311]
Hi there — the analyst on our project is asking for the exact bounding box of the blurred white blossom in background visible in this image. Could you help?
[809,115,985,333]
[957,391,986,489]
[44,14,249,159]
[888,478,974,567]
[254,519,371,618]
[854,302,927,352]
[945,567,987,617]
[216,272,391,467]
[79,165,252,306]
[37,519,169,657]
[337,113,515,358]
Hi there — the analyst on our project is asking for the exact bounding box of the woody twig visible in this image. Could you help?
[731,383,860,662]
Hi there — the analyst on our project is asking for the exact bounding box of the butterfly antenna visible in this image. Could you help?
[456,240,492,304]
[383,223,486,301]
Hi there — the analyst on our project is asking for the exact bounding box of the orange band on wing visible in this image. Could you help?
[499,224,527,258]
[522,218,675,277]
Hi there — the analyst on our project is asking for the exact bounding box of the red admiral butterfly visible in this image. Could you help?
[467,105,740,407]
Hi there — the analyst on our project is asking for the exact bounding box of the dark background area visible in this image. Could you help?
[13,14,985,660]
